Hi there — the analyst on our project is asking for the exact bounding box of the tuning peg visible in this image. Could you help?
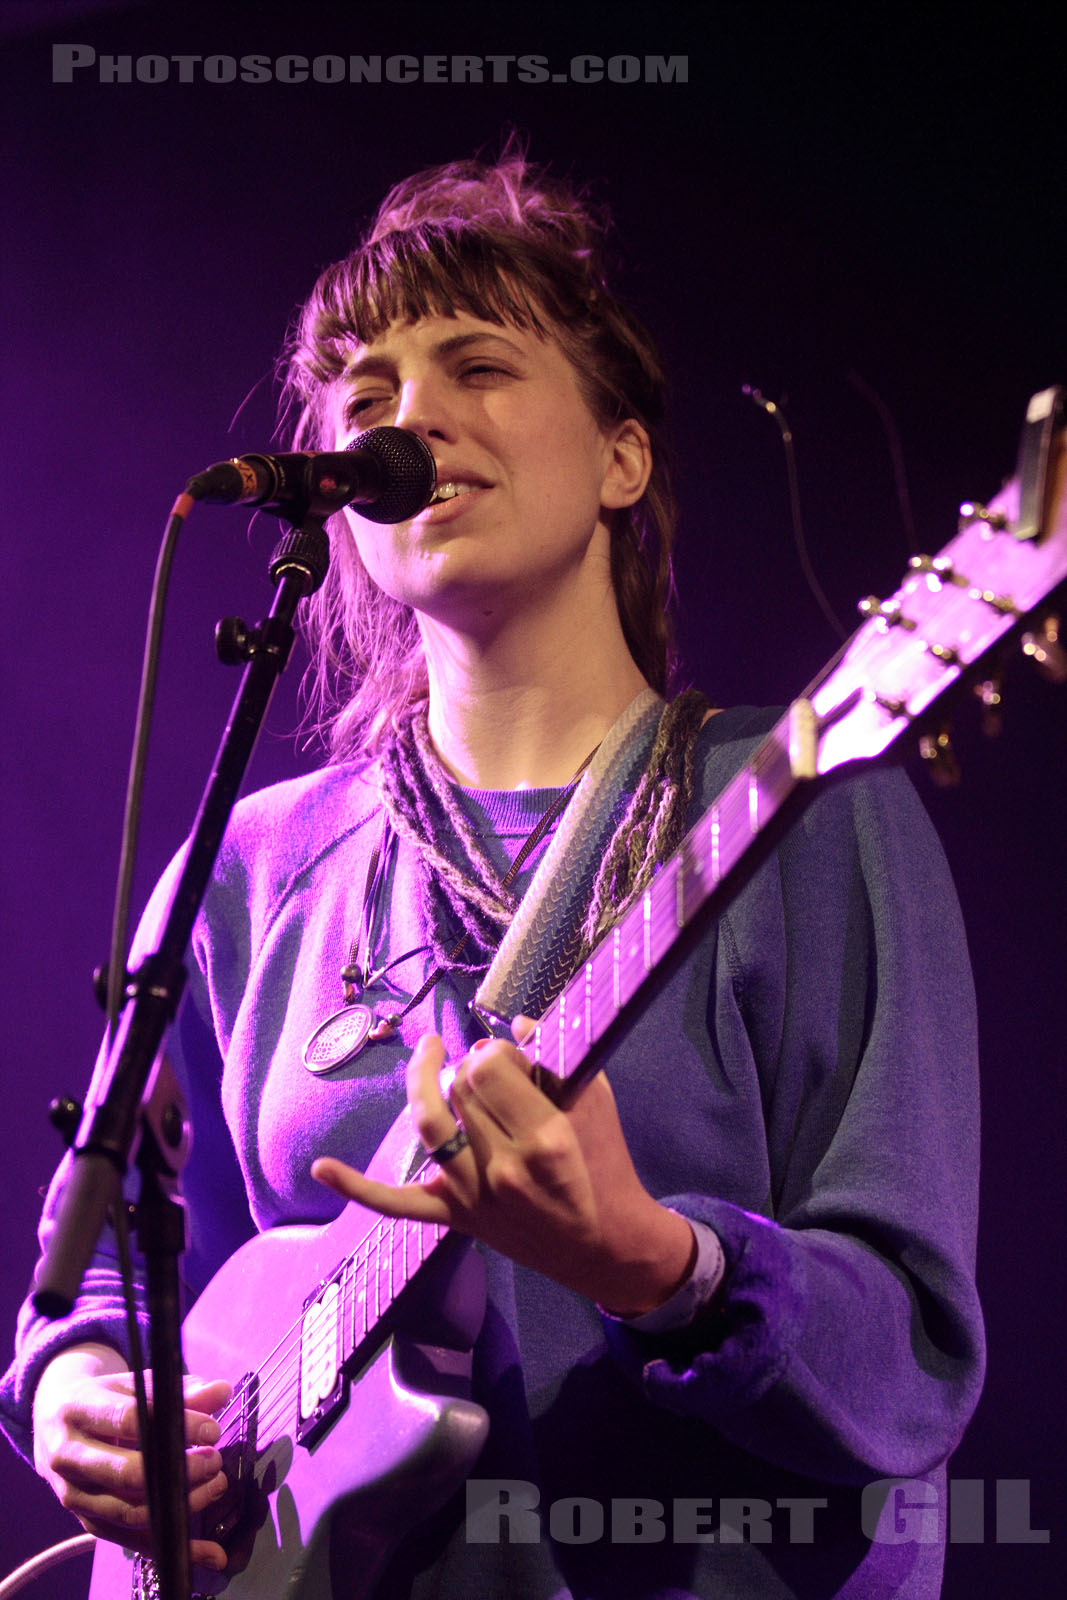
[858,595,917,630]
[958,500,1009,532]
[1022,614,1067,684]
[919,726,961,787]
[974,677,1004,738]
[908,554,968,588]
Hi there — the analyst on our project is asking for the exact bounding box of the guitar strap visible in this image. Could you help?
[473,686,665,1027]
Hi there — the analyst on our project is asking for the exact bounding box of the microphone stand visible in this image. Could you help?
[34,513,330,1600]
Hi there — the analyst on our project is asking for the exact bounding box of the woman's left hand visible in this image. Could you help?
[312,1027,694,1316]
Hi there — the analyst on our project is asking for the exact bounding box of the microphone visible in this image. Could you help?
[185,426,437,524]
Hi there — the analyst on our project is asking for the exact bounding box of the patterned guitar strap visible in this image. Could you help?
[473,686,664,1029]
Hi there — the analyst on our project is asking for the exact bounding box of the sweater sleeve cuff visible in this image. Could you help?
[600,1195,808,1422]
[0,1272,140,1463]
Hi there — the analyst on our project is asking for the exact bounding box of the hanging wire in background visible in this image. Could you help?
[846,369,920,556]
[741,385,849,641]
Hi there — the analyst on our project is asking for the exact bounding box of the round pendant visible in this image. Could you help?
[303,1004,375,1075]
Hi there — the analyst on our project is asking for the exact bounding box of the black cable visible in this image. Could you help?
[104,504,189,1039]
[100,494,194,1576]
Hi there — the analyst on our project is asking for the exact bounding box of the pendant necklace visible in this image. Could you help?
[303,816,427,1074]
[302,749,597,1077]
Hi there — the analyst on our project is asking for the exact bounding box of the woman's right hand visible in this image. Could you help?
[32,1342,232,1572]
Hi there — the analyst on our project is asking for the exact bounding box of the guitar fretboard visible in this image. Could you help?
[528,710,803,1091]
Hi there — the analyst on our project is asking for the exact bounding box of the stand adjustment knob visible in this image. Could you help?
[215,616,255,664]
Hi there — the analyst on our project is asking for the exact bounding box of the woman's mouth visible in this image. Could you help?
[415,478,490,522]
[428,480,480,506]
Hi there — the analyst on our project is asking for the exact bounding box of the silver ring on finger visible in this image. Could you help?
[427,1128,471,1165]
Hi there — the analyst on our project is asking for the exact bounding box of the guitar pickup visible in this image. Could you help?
[297,1271,348,1447]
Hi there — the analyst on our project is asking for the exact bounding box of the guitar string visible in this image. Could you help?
[245,759,772,1441]
[214,846,697,1445]
[204,532,1030,1444]
[208,1212,395,1442]
[206,732,793,1451]
[209,1190,447,1449]
[232,1231,444,1451]
[530,750,783,1078]
[210,1212,415,1441]
[235,660,1000,1442]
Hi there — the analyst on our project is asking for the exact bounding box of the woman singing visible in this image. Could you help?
[3,149,984,1599]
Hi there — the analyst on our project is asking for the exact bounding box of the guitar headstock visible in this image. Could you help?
[797,387,1067,779]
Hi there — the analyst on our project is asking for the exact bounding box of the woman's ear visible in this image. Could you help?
[601,419,652,510]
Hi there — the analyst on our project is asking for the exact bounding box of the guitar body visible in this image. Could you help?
[89,1116,489,1599]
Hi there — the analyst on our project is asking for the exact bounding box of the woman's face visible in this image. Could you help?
[329,311,646,638]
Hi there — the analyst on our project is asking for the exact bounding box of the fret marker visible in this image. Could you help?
[584,960,593,1043]
[748,774,760,834]
[710,810,720,882]
[373,1224,385,1321]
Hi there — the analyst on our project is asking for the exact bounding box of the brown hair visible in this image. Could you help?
[282,148,679,762]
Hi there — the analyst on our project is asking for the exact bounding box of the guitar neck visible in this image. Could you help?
[527,704,815,1102]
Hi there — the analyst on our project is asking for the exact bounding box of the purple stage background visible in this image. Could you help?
[1,3,1063,1593]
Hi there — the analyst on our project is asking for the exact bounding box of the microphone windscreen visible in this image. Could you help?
[345,427,437,523]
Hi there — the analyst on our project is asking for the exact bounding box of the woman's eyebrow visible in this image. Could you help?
[342,330,525,383]
[341,351,396,383]
[430,331,525,360]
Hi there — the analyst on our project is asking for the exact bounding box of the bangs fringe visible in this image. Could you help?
[291,221,599,396]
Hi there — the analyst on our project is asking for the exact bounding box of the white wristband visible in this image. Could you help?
[604,1217,725,1334]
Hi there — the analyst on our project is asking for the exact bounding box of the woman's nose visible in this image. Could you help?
[393,374,456,443]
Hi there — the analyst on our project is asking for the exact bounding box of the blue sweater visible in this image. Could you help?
[2,708,985,1597]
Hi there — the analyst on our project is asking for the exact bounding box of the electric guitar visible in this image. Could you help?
[89,389,1067,1598]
